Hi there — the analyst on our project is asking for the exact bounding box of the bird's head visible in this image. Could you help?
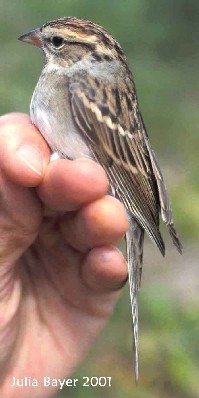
[18,17,126,68]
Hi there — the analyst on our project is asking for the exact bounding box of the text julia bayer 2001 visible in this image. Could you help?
[10,376,112,389]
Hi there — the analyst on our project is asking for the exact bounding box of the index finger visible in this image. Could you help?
[37,158,109,211]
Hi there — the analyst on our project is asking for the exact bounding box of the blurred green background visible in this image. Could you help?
[1,0,199,397]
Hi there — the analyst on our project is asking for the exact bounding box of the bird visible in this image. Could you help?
[18,17,182,382]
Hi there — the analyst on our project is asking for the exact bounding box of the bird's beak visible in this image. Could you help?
[18,28,42,48]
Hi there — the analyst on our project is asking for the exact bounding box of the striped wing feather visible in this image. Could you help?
[69,74,182,252]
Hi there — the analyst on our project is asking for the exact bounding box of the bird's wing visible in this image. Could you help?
[69,73,182,253]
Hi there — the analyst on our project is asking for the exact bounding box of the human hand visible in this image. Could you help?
[0,113,128,398]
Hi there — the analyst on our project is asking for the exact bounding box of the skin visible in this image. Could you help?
[0,113,128,398]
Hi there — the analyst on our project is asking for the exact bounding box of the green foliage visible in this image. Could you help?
[1,1,198,397]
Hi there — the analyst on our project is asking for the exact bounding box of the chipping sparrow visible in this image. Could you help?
[18,17,182,382]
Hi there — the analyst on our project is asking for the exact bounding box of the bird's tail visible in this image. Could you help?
[126,217,144,384]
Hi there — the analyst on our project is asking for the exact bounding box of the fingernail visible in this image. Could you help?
[17,145,43,175]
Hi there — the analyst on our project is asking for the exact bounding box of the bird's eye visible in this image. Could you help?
[51,36,65,48]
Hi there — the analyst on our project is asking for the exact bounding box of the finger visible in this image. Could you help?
[0,113,50,187]
[60,195,128,252]
[81,245,127,293]
[37,158,109,211]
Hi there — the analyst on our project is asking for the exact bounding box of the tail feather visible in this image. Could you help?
[145,137,183,254]
[126,217,144,383]
[168,223,183,254]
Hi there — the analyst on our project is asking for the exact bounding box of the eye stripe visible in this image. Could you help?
[45,36,95,51]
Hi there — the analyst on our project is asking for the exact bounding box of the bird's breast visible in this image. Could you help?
[30,72,93,160]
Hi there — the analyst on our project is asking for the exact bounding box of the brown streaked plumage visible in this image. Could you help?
[18,16,182,382]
